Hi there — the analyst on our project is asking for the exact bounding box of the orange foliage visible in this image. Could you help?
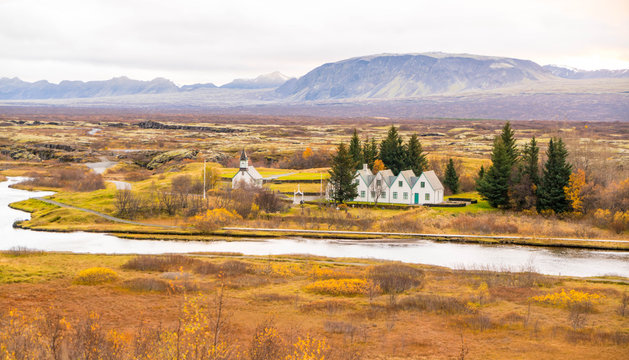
[372,159,385,173]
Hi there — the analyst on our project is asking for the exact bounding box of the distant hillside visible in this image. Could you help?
[221,71,292,89]
[0,77,218,100]
[543,65,629,79]
[276,53,556,100]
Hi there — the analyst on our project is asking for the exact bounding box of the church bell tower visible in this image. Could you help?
[239,148,248,170]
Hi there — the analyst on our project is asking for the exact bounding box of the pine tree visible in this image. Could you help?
[477,139,511,208]
[500,121,519,167]
[538,138,572,213]
[405,134,428,176]
[328,142,359,204]
[348,129,363,169]
[444,158,460,194]
[379,125,406,175]
[521,136,540,187]
[477,165,485,183]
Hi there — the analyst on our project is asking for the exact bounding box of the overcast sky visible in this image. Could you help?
[1,0,627,86]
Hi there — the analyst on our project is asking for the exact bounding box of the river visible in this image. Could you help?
[1,177,628,278]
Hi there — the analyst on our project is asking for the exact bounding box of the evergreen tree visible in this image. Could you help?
[477,139,511,208]
[500,121,519,167]
[328,142,359,204]
[538,138,572,213]
[521,136,540,187]
[379,125,406,175]
[444,158,460,194]
[405,134,428,176]
[348,128,363,169]
[362,137,377,170]
[477,165,485,183]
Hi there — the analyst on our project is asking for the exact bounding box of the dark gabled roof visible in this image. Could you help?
[240,148,247,161]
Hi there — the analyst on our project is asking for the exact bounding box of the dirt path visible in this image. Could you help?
[34,197,177,229]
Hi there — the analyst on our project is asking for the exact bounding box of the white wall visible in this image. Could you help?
[389,175,413,205]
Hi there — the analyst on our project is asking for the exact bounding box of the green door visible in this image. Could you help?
[414,193,419,204]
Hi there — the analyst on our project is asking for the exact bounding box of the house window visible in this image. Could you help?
[398,181,403,187]
[403,192,408,200]
[421,182,425,188]
[371,191,375,198]
[381,191,386,198]
[425,193,430,201]
[361,191,365,198]
[393,192,398,199]
[376,180,382,187]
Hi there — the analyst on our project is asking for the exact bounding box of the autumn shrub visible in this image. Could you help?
[395,294,470,314]
[25,168,105,191]
[2,246,44,257]
[191,208,242,233]
[249,323,286,360]
[305,279,371,296]
[448,214,519,234]
[368,264,425,304]
[122,255,198,272]
[74,267,119,285]
[299,299,355,313]
[194,260,253,277]
[124,170,152,182]
[459,313,494,331]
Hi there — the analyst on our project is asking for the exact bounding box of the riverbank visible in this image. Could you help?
[0,251,627,359]
[10,197,629,250]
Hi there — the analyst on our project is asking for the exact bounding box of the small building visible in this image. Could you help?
[231,149,263,189]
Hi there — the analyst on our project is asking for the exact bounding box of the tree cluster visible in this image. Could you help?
[476,122,573,214]
[348,126,428,175]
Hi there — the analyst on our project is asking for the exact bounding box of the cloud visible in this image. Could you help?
[1,0,627,85]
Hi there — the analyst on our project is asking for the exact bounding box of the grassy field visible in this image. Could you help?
[0,251,627,359]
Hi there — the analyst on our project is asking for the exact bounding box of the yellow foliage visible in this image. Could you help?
[74,267,119,285]
[564,168,586,214]
[191,208,242,233]
[530,289,603,307]
[305,278,371,296]
[268,263,304,278]
[286,335,328,360]
[310,265,363,280]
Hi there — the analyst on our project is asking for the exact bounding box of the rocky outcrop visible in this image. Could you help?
[146,149,199,170]
[137,120,244,133]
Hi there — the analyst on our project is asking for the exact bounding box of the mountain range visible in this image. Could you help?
[1,53,627,101]
[1,53,627,121]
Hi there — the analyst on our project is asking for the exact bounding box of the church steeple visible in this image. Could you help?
[239,148,248,170]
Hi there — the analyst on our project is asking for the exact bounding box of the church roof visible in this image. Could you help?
[240,148,248,161]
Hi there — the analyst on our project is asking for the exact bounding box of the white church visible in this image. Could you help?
[329,164,444,205]
[231,149,263,189]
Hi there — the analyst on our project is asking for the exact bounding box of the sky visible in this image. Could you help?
[1,0,628,86]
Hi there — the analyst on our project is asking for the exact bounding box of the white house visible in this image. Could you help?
[389,170,415,204]
[231,149,263,189]
[410,170,444,205]
[354,164,375,202]
[346,164,444,205]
